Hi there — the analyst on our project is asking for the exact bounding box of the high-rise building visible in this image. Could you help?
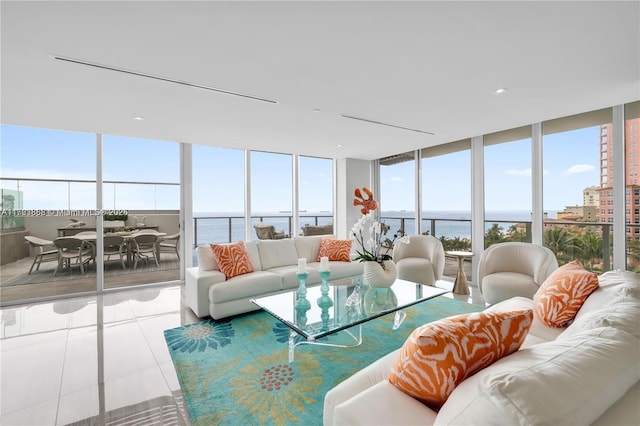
[583,186,600,207]
[597,118,640,241]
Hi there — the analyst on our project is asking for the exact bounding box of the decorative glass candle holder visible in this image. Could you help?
[295,272,311,310]
[318,270,331,296]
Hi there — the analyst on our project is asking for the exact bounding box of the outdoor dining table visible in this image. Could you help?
[74,230,167,266]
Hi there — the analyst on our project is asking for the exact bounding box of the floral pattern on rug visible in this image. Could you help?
[164,320,234,353]
[229,350,322,425]
[165,296,484,426]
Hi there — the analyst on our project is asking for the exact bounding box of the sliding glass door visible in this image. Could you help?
[0,125,97,303]
[102,135,181,289]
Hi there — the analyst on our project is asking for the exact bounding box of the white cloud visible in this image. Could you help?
[561,164,595,176]
[389,176,403,182]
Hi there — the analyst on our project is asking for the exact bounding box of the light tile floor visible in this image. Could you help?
[1,285,200,425]
[0,281,485,425]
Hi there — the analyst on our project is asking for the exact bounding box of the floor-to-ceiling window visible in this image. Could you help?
[192,146,245,263]
[250,151,293,239]
[625,101,640,272]
[421,141,471,251]
[380,152,416,236]
[484,127,532,248]
[298,156,334,236]
[0,125,97,303]
[102,135,180,288]
[542,108,612,271]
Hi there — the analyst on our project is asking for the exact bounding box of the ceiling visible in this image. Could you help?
[2,1,639,161]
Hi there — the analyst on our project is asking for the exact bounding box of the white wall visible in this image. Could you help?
[336,158,372,239]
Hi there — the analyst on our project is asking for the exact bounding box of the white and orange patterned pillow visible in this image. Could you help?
[388,309,533,407]
[210,241,254,280]
[533,260,599,328]
[317,238,352,262]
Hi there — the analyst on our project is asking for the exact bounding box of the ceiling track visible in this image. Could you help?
[51,55,278,104]
[341,114,435,135]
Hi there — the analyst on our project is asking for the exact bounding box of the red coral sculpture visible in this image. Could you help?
[353,187,378,215]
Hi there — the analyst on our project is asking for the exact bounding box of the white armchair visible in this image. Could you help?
[392,235,445,286]
[477,242,558,305]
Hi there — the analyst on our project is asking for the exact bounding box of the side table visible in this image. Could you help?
[446,251,474,295]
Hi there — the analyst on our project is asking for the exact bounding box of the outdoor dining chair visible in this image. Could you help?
[24,235,58,274]
[156,233,180,260]
[131,234,159,270]
[103,235,127,269]
[53,237,95,276]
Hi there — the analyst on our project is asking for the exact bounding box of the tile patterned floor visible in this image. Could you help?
[0,281,485,425]
[0,285,200,425]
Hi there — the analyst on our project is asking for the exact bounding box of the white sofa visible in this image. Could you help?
[324,269,640,426]
[186,235,363,319]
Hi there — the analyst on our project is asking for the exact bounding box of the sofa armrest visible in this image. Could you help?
[331,381,438,426]
[185,267,225,317]
[324,349,399,425]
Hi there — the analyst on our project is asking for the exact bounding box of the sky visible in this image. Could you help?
[381,126,600,214]
[1,123,601,215]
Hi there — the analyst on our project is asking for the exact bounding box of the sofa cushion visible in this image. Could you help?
[575,269,640,320]
[293,235,328,263]
[196,245,218,271]
[485,296,565,342]
[533,260,599,327]
[258,239,299,270]
[388,309,533,407]
[210,241,254,279]
[209,271,283,303]
[317,238,352,261]
[435,327,640,426]
[560,296,640,340]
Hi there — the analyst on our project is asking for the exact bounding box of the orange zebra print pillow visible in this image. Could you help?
[317,238,352,262]
[388,309,533,407]
[533,260,599,327]
[210,241,254,279]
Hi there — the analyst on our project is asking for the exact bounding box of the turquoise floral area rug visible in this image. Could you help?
[164,296,483,426]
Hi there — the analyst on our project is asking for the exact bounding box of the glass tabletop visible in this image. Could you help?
[251,276,449,340]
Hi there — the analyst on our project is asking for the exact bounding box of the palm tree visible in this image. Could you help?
[506,224,527,242]
[485,224,505,248]
[627,238,640,272]
[576,231,603,271]
[543,227,577,264]
[450,236,471,251]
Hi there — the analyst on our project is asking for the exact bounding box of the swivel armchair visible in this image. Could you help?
[477,242,558,305]
[392,235,445,286]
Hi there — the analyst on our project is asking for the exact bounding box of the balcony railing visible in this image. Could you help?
[193,214,334,246]
[381,215,618,273]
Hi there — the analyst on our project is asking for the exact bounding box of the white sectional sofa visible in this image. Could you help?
[186,235,363,319]
[324,269,640,426]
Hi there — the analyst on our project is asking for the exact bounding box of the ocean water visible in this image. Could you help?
[193,210,549,245]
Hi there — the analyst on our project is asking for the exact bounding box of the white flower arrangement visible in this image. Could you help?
[350,212,410,265]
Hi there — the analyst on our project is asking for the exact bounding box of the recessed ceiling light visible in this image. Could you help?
[314,108,321,113]
[495,88,508,94]
[337,144,343,148]
[133,116,144,121]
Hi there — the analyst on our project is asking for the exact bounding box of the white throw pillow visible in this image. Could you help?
[196,245,218,271]
[435,327,640,426]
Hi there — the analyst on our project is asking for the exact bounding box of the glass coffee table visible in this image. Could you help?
[251,276,448,362]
